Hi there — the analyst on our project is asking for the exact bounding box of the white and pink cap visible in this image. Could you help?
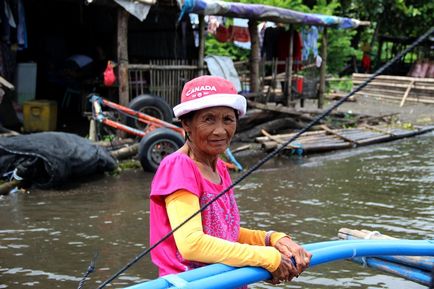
[173,75,247,118]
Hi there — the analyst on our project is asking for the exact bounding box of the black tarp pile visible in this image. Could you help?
[0,132,117,188]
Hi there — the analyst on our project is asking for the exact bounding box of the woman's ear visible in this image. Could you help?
[180,119,192,142]
[180,119,190,132]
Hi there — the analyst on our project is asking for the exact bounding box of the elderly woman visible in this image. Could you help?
[149,75,311,285]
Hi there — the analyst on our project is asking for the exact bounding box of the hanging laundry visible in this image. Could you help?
[17,0,28,49]
[215,25,230,42]
[231,18,250,49]
[301,26,319,61]
[207,15,220,34]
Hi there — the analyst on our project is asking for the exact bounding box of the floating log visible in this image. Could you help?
[0,180,21,195]
[96,138,136,148]
[109,143,139,160]
[233,117,305,142]
[237,109,280,133]
[247,100,315,122]
[338,228,434,286]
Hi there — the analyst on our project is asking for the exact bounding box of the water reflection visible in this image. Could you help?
[0,133,432,289]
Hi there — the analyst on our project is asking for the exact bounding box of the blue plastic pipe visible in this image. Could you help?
[123,239,434,289]
[342,235,434,271]
[351,257,432,286]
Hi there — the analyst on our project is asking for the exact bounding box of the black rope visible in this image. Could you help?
[95,27,434,289]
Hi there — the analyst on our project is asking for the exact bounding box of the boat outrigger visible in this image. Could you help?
[122,238,434,289]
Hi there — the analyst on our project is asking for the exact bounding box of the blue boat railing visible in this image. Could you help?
[123,239,434,289]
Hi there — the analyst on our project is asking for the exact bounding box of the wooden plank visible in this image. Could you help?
[320,125,360,145]
[400,80,415,107]
[352,80,434,91]
[355,91,434,104]
[261,129,299,149]
[362,125,395,136]
[352,73,434,83]
[356,87,434,98]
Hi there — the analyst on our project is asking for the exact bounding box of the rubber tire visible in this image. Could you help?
[138,128,185,172]
[126,94,173,131]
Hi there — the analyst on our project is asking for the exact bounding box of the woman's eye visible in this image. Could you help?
[224,116,235,123]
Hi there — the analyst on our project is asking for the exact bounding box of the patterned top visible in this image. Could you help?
[149,151,240,276]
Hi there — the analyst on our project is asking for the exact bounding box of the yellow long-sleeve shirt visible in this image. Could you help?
[165,190,288,272]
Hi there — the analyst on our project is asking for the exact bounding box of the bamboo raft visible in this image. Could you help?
[338,228,434,286]
[255,125,434,154]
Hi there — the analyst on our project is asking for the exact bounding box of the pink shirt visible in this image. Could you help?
[149,152,241,276]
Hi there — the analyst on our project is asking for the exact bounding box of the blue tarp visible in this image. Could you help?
[180,0,367,29]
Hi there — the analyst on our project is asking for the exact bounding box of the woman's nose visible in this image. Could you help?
[213,122,226,135]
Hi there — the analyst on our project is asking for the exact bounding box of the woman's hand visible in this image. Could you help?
[274,237,312,276]
[268,253,298,284]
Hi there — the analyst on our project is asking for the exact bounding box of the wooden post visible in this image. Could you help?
[286,25,294,105]
[318,27,327,109]
[198,15,206,76]
[248,19,260,94]
[117,8,129,107]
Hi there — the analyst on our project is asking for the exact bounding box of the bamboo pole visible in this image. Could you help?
[286,25,294,105]
[400,80,415,107]
[198,15,206,76]
[89,118,97,142]
[248,19,260,94]
[261,129,299,149]
[117,8,129,107]
[318,27,327,109]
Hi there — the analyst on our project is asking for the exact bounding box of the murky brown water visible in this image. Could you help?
[1,133,433,289]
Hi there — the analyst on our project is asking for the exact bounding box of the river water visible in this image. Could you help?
[1,133,433,289]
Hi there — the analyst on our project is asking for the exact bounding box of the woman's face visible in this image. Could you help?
[183,106,237,156]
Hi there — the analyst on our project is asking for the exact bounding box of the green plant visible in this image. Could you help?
[205,35,250,61]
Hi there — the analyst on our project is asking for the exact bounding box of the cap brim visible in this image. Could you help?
[173,93,247,118]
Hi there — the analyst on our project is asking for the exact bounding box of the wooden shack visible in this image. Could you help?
[1,0,369,131]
